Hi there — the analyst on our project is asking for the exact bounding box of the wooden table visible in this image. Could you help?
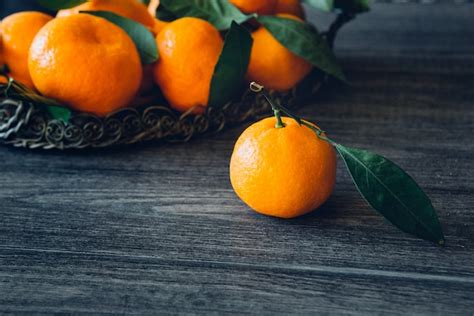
[1,3,473,314]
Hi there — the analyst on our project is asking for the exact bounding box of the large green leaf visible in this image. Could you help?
[335,144,445,244]
[157,0,255,30]
[302,0,334,12]
[208,22,253,108]
[83,11,158,64]
[37,0,88,10]
[257,15,345,81]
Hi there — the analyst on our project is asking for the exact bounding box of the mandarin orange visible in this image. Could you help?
[0,11,53,88]
[154,17,223,113]
[246,14,312,91]
[230,116,337,218]
[57,0,155,27]
[229,0,277,15]
[274,0,305,19]
[28,14,142,116]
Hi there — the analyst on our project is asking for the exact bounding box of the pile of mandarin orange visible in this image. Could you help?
[0,0,311,117]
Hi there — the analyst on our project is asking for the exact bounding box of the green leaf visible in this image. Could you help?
[46,105,72,124]
[37,0,88,10]
[83,11,158,64]
[257,15,345,81]
[302,0,334,12]
[209,22,253,108]
[158,0,255,30]
[335,144,445,244]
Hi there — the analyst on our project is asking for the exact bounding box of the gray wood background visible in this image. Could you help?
[1,2,473,315]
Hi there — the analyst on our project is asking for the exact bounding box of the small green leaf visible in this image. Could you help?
[209,22,253,108]
[37,0,88,10]
[257,15,345,81]
[83,11,158,64]
[158,0,255,30]
[302,0,334,12]
[46,105,72,124]
[335,144,445,244]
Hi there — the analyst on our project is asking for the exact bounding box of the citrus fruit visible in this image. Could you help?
[154,17,224,114]
[229,0,277,15]
[230,116,337,218]
[0,11,53,89]
[28,14,142,117]
[246,14,312,91]
[57,0,155,27]
[274,0,305,19]
[152,18,168,36]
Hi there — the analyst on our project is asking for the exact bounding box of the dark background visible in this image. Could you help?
[0,0,53,18]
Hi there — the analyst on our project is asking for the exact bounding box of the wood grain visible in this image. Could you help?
[1,3,473,315]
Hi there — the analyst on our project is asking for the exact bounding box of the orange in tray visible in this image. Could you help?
[153,17,224,114]
[57,0,155,27]
[230,116,337,218]
[246,14,312,91]
[0,11,53,89]
[28,14,142,117]
[230,0,277,15]
[274,0,305,19]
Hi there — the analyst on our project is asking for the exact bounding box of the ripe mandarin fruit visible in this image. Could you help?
[28,14,142,117]
[274,0,305,19]
[154,17,223,113]
[229,0,277,15]
[57,0,155,27]
[0,11,53,88]
[152,18,168,36]
[230,117,337,218]
[247,14,312,91]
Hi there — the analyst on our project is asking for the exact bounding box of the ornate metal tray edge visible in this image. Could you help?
[0,70,326,150]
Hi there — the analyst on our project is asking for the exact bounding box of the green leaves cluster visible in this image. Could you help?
[157,0,255,31]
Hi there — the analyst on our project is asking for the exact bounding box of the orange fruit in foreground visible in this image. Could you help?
[0,11,53,89]
[274,0,305,19]
[247,14,312,91]
[57,0,155,27]
[230,117,337,219]
[154,17,224,114]
[229,0,277,15]
[28,14,142,117]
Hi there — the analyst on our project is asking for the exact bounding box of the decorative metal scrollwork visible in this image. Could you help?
[0,69,325,150]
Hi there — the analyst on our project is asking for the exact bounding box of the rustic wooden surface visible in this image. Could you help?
[1,3,473,315]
